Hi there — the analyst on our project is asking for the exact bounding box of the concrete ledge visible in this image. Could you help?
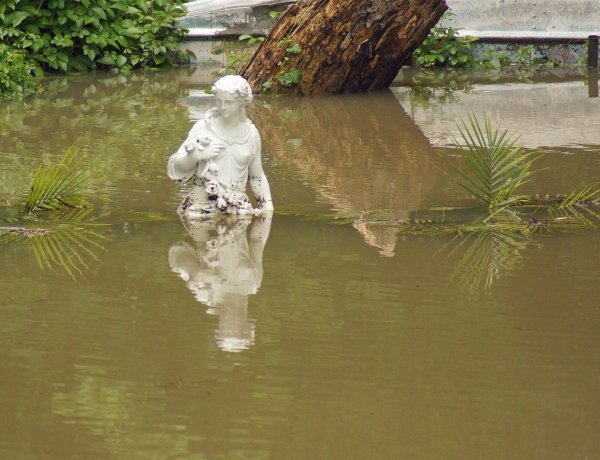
[187,27,227,37]
[457,30,596,42]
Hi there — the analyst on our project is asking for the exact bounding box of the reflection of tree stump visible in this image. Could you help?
[241,0,447,95]
[248,90,438,255]
[249,90,436,213]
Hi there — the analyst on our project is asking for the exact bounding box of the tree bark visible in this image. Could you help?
[241,0,447,95]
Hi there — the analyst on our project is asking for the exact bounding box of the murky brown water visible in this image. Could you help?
[1,68,600,459]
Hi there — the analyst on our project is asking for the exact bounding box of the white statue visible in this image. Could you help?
[168,214,272,352]
[167,75,274,218]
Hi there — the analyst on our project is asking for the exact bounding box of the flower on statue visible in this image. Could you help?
[204,180,220,197]
[186,135,212,152]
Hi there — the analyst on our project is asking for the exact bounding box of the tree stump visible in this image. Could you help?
[241,0,447,95]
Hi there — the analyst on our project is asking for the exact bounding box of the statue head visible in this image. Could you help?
[211,75,253,104]
[211,76,253,122]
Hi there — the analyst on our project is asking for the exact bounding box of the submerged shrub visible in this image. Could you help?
[0,0,191,99]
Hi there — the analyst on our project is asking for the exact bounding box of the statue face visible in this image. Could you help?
[215,93,245,120]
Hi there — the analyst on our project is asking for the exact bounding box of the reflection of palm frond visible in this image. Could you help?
[440,112,540,212]
[29,228,109,281]
[0,226,109,281]
[0,207,110,281]
[24,144,108,214]
[448,230,531,293]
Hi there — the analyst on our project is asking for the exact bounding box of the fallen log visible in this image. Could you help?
[241,0,447,95]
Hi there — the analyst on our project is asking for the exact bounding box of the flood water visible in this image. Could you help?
[1,68,600,459]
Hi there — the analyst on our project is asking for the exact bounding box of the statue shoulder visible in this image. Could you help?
[188,118,208,138]
[247,120,260,138]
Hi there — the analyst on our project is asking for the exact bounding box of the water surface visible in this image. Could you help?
[1,69,599,459]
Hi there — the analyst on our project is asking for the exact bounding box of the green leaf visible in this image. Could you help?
[123,27,143,37]
[97,55,116,65]
[287,67,302,83]
[286,43,302,54]
[68,55,89,71]
[115,55,127,67]
[117,35,129,47]
[10,11,31,27]
[91,6,106,20]
[23,24,40,34]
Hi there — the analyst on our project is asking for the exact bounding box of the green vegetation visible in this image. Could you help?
[216,34,303,90]
[23,144,107,214]
[274,38,302,86]
[440,113,540,214]
[412,13,479,68]
[439,112,600,216]
[0,0,191,100]
[210,35,262,76]
[0,44,44,99]
[413,13,546,70]
[238,33,264,45]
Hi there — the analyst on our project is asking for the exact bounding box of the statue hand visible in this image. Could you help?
[209,141,227,157]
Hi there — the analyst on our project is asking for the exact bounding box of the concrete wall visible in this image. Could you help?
[178,0,600,65]
[447,0,600,39]
[180,0,600,39]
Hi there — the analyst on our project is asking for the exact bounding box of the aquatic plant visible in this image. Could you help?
[440,112,540,214]
[23,144,108,214]
[550,183,600,210]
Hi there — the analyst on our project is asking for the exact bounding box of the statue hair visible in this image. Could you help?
[212,75,253,104]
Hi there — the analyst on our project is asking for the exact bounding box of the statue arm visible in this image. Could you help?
[248,131,274,211]
[167,120,208,182]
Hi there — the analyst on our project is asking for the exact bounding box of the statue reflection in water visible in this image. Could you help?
[168,214,271,352]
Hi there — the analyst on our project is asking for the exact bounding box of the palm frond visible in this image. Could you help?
[440,112,541,212]
[23,144,108,214]
[550,183,600,210]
